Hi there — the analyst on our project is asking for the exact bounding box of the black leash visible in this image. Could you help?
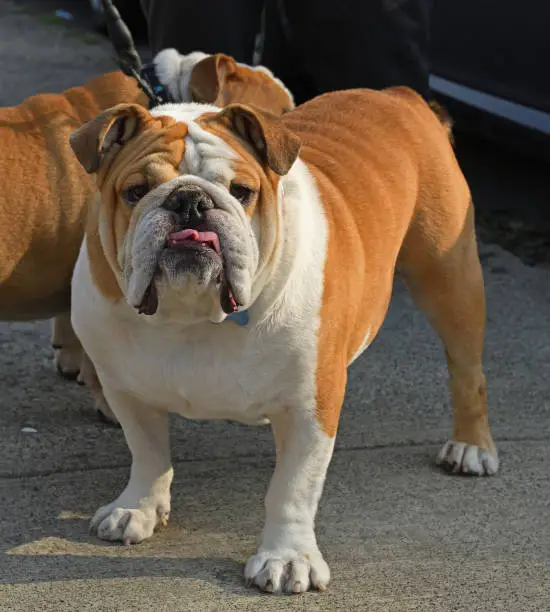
[100,0,174,107]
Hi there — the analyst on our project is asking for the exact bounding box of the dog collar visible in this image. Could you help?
[140,63,175,106]
[226,309,249,326]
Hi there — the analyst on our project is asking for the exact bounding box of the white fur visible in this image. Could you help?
[151,104,237,184]
[436,440,499,476]
[153,49,209,103]
[71,111,339,591]
[88,388,173,544]
[150,102,219,123]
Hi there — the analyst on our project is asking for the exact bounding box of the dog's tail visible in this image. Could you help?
[429,99,454,145]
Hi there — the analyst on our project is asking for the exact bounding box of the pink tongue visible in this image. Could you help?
[168,229,199,244]
[168,229,220,252]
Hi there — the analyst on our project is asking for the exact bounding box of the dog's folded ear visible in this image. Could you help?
[190,54,294,115]
[70,103,151,174]
[189,54,235,106]
[209,104,301,176]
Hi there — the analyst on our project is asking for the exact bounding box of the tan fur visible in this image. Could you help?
[429,99,454,145]
[282,87,493,454]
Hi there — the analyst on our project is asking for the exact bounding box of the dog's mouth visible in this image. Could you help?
[136,228,239,316]
[167,228,221,254]
[137,281,159,316]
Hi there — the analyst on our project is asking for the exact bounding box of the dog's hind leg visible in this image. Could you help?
[51,312,82,380]
[78,352,119,425]
[52,313,118,424]
[399,189,498,476]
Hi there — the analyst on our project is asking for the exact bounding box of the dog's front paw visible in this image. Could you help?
[244,548,330,594]
[90,498,170,545]
[437,440,499,476]
[54,345,82,380]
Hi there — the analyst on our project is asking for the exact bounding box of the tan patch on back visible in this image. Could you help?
[280,88,449,437]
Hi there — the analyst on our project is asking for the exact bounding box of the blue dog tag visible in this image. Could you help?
[226,309,249,326]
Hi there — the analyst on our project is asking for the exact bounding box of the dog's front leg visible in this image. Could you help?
[245,407,336,594]
[90,387,173,545]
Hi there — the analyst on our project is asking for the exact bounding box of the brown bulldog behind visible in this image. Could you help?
[0,50,294,421]
[0,70,144,374]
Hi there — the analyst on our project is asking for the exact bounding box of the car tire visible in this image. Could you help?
[88,0,147,40]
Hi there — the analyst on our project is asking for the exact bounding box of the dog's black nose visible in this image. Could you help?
[163,185,213,225]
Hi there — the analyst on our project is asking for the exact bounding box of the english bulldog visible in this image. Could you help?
[69,87,498,593]
[0,49,292,421]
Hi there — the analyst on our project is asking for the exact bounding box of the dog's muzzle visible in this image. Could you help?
[126,182,248,318]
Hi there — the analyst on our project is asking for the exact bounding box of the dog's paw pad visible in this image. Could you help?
[436,440,499,476]
[244,550,330,594]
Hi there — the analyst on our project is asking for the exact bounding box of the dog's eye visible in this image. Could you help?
[229,182,254,206]
[123,183,149,206]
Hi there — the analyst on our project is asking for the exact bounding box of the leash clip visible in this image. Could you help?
[101,0,174,108]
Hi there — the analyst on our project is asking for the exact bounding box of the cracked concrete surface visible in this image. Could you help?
[1,1,549,609]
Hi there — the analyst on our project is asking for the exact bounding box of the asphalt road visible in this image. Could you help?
[1,2,549,610]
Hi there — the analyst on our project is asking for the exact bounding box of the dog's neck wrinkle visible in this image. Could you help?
[85,196,124,304]
[251,160,317,327]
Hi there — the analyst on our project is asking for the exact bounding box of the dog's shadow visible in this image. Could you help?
[2,453,276,595]
[3,510,262,595]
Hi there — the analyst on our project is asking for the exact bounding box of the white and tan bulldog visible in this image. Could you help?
[0,48,292,421]
[69,87,498,593]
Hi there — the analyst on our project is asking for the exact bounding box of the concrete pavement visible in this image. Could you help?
[1,2,549,609]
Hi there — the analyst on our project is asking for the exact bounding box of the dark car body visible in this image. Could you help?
[430,0,550,161]
[89,0,548,159]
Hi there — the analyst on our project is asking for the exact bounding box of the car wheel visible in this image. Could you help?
[88,0,147,39]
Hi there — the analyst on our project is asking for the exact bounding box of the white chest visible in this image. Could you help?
[103,320,307,423]
[72,246,314,425]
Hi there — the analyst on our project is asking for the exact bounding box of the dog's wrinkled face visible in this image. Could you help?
[70,102,301,324]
